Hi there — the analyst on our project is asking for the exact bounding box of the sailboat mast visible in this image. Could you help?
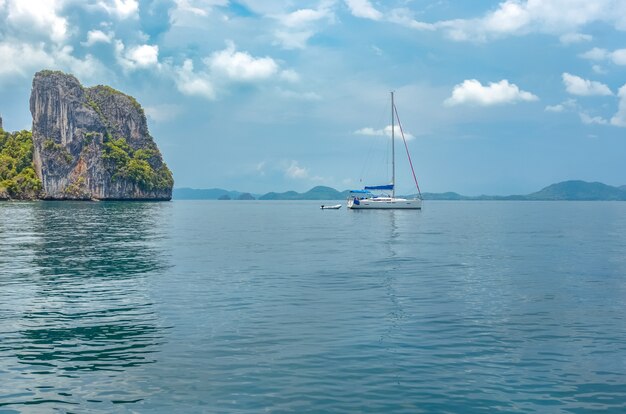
[391,91,395,198]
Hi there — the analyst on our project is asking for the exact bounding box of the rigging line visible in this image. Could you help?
[393,103,422,198]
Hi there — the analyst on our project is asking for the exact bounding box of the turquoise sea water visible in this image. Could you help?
[1,200,626,413]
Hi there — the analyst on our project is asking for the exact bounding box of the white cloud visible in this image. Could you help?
[436,0,626,42]
[387,8,435,30]
[482,0,531,34]
[165,43,294,100]
[0,41,105,81]
[82,30,113,46]
[206,41,278,81]
[580,47,626,66]
[559,32,592,44]
[98,0,139,19]
[278,8,331,28]
[169,0,229,25]
[545,104,564,112]
[285,160,309,179]
[592,65,607,74]
[279,69,300,83]
[580,47,609,61]
[355,125,414,140]
[562,73,612,96]
[5,0,68,43]
[115,41,159,70]
[144,104,183,123]
[444,79,538,106]
[272,5,335,49]
[173,59,216,100]
[345,0,382,21]
[612,49,626,65]
[610,84,626,127]
[274,30,315,50]
[545,98,576,112]
[580,112,608,125]
[128,44,159,66]
[0,42,53,78]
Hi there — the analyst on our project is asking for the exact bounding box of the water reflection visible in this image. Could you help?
[0,201,170,408]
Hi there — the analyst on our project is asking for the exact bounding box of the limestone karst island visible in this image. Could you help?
[0,70,173,201]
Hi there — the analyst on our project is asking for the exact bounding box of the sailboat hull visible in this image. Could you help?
[347,198,422,210]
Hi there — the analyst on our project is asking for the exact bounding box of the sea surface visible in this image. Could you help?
[1,200,626,413]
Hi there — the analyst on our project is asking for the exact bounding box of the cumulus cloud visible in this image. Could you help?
[0,42,53,78]
[580,112,608,125]
[559,32,592,44]
[580,47,626,65]
[206,41,278,81]
[436,0,626,42]
[285,160,309,179]
[345,0,383,21]
[5,0,68,43]
[278,7,331,28]
[115,41,160,70]
[580,47,626,66]
[272,5,335,49]
[144,104,183,123]
[610,84,626,127]
[0,41,104,81]
[98,0,139,19]
[169,0,229,26]
[579,47,609,61]
[344,2,433,31]
[279,69,300,83]
[82,30,113,46]
[562,73,612,96]
[545,99,577,112]
[444,79,538,106]
[387,8,435,31]
[592,65,607,74]
[166,42,296,100]
[274,30,316,50]
[173,59,216,100]
[355,125,414,140]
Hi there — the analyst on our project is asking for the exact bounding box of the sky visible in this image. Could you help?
[0,0,625,195]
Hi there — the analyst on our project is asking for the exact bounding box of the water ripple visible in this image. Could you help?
[1,200,626,412]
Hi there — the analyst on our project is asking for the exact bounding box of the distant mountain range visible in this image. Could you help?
[173,188,258,200]
[174,181,626,201]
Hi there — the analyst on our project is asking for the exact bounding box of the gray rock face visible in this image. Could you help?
[30,70,173,200]
[0,114,3,130]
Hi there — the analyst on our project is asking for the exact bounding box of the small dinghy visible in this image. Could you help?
[320,204,342,210]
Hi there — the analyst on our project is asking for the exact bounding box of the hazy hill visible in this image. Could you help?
[173,188,247,200]
[237,193,255,200]
[420,192,468,200]
[260,186,350,200]
[525,180,626,201]
[173,181,626,201]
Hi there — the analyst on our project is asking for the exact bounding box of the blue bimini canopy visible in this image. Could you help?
[364,184,394,191]
[349,189,371,194]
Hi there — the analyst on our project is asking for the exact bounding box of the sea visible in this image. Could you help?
[1,200,625,413]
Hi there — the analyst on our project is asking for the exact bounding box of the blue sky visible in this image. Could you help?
[1,0,625,195]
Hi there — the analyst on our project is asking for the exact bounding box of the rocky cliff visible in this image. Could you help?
[30,70,173,200]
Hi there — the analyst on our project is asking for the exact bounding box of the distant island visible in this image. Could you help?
[0,70,173,201]
[174,181,626,201]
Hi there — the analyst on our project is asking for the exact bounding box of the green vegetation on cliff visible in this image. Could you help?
[103,137,173,191]
[0,129,42,199]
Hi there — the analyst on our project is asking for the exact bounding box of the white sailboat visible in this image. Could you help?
[347,92,423,210]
